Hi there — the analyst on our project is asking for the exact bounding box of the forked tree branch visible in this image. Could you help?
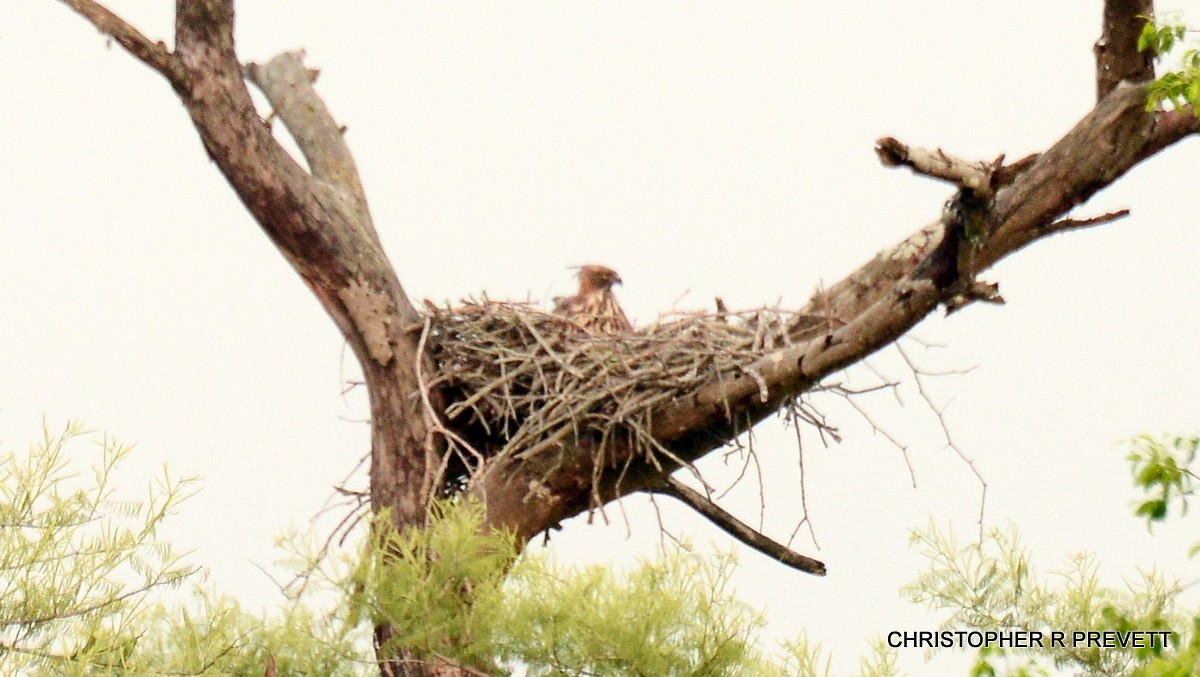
[54,7,448,674]
[245,53,373,224]
[54,0,441,534]
[51,0,1200,607]
[651,478,826,576]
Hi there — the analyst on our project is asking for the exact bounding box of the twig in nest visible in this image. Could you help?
[420,299,844,511]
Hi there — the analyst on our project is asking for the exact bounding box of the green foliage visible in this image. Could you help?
[343,499,911,675]
[346,499,913,676]
[349,501,806,675]
[499,547,773,676]
[904,523,1184,677]
[128,591,367,676]
[0,422,198,673]
[5,422,862,675]
[1124,432,1200,677]
[904,430,1200,677]
[1128,434,1199,527]
[0,422,368,676]
[1138,17,1200,114]
[1138,20,1185,58]
[346,500,517,672]
[778,633,834,677]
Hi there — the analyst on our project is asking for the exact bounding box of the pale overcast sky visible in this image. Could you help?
[3,2,1200,674]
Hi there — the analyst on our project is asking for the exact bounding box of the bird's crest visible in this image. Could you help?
[555,263,631,332]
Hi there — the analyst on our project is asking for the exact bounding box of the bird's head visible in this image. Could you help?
[574,264,623,292]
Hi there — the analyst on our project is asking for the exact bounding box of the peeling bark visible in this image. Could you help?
[46,1,1197,675]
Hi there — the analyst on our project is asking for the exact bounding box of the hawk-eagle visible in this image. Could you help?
[553,264,632,334]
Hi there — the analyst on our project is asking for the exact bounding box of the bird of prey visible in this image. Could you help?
[553,264,632,334]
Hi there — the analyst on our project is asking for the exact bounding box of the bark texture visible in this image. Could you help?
[1096,0,1156,99]
[49,1,1200,675]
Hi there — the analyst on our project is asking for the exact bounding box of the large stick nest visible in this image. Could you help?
[420,299,829,495]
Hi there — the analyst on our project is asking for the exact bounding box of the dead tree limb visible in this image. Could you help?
[59,0,182,81]
[874,137,996,193]
[44,1,1200,673]
[650,478,826,576]
[64,0,444,527]
[477,84,1199,543]
[53,0,1198,571]
[57,1,453,674]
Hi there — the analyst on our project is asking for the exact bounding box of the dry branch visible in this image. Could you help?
[245,52,372,222]
[56,0,1200,559]
[875,137,996,194]
[47,7,1200,670]
[53,4,449,672]
[58,0,183,82]
[652,477,826,576]
[1047,209,1131,235]
[423,299,835,498]
[475,76,1200,545]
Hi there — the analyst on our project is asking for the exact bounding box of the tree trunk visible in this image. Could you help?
[49,1,1194,674]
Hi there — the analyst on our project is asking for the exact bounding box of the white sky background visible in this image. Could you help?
[3,1,1200,674]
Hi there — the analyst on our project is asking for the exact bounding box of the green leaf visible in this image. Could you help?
[1139,23,1155,52]
[1136,500,1168,521]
